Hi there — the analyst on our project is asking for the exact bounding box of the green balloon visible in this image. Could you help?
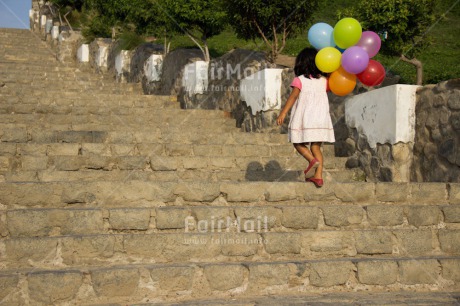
[333,18,362,49]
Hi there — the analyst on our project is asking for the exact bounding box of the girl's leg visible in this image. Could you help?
[293,143,315,162]
[310,142,323,179]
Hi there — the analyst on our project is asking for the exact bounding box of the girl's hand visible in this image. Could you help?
[276,87,300,127]
[276,113,286,126]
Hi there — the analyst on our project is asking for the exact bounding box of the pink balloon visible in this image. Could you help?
[341,46,369,74]
[357,31,381,58]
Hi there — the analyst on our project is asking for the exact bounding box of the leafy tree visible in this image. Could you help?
[339,0,438,85]
[49,0,85,11]
[161,0,228,61]
[48,0,85,29]
[225,0,320,63]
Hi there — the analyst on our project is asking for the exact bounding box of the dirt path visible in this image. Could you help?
[276,54,295,68]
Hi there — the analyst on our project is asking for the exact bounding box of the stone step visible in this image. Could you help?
[0,97,180,109]
[0,113,235,128]
[0,142,326,157]
[0,58,58,64]
[0,103,180,114]
[0,105,215,116]
[0,181,455,209]
[1,81,129,89]
[0,57,55,60]
[2,230,460,270]
[0,77,141,86]
[2,168,362,184]
[0,67,115,77]
[1,87,141,95]
[2,204,459,238]
[0,258,458,304]
[0,93,169,102]
[1,129,292,145]
[0,123,237,136]
[0,154,348,174]
[0,47,56,53]
[147,293,460,306]
[1,84,137,93]
[0,103,190,116]
[0,142,342,169]
[0,63,93,73]
[0,69,117,78]
[0,106,223,119]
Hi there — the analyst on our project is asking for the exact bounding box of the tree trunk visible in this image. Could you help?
[164,35,171,56]
[185,32,207,61]
[400,54,423,85]
[203,39,210,62]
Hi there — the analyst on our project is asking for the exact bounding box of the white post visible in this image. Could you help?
[96,45,108,68]
[115,50,131,81]
[239,68,284,115]
[345,85,420,148]
[77,44,90,62]
[182,61,209,96]
[51,26,59,39]
[45,20,53,34]
[40,15,46,29]
[144,54,164,82]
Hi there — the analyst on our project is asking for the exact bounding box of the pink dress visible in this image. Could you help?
[288,75,335,143]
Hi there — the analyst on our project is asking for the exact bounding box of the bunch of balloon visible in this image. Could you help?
[308,18,386,96]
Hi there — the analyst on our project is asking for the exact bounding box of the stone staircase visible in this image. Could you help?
[0,28,459,305]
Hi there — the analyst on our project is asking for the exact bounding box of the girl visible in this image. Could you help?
[276,47,335,188]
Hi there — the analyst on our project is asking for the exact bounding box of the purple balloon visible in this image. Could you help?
[341,46,370,74]
[357,31,381,58]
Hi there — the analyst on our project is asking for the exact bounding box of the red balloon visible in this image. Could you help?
[357,60,386,86]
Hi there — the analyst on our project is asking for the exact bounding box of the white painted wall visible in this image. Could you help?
[77,44,89,62]
[34,11,39,24]
[45,20,53,33]
[240,68,284,116]
[144,54,164,82]
[115,50,131,76]
[58,32,66,42]
[96,45,108,68]
[182,61,209,96]
[345,84,420,148]
[40,15,46,29]
[51,26,59,39]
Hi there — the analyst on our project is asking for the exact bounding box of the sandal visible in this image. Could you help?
[306,178,323,188]
[304,158,319,179]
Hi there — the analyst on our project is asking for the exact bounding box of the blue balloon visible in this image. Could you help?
[336,46,346,53]
[308,23,336,50]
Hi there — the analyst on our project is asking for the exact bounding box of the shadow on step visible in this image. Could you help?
[245,160,301,182]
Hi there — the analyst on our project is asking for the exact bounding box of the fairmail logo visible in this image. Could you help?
[184,216,270,233]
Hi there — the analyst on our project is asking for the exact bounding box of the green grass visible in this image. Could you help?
[168,27,270,58]
[168,0,459,85]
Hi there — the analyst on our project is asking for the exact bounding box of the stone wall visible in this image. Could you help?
[56,30,82,64]
[128,43,164,84]
[412,79,460,182]
[340,80,460,183]
[32,0,39,10]
[179,49,270,112]
[146,48,204,96]
[237,68,292,133]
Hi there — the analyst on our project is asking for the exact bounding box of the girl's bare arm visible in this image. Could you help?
[276,87,300,126]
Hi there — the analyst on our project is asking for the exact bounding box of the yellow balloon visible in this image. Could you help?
[315,47,342,73]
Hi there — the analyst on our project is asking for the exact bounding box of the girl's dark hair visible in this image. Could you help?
[294,47,326,78]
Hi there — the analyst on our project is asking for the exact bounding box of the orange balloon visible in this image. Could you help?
[329,66,357,96]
